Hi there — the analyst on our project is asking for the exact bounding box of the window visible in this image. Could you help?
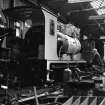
[49,19,55,35]
[15,21,21,38]
[90,0,105,15]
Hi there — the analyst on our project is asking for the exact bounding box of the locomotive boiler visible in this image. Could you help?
[57,31,81,59]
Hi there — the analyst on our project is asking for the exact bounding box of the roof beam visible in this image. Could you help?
[21,0,38,6]
[87,23,105,26]
[89,15,105,20]
[68,0,93,3]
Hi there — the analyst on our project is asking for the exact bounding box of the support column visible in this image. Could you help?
[104,42,105,62]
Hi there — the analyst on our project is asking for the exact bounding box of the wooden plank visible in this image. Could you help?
[33,86,39,105]
[18,93,46,103]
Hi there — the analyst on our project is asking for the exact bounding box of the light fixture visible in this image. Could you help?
[68,0,93,3]
[1,85,8,90]
[0,24,5,28]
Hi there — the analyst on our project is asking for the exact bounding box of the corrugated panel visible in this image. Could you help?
[80,97,89,105]
[99,97,105,105]
[88,97,96,105]
[97,96,104,105]
[62,96,73,105]
[63,96,105,105]
[80,97,87,104]
[72,96,81,105]
[90,97,97,105]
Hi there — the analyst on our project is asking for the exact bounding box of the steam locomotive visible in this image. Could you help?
[0,5,100,88]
